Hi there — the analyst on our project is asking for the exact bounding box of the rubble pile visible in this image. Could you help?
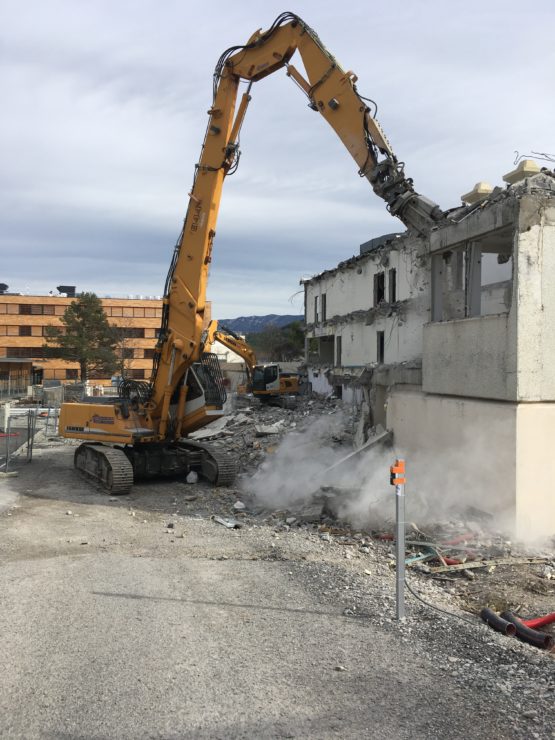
[190,395,355,475]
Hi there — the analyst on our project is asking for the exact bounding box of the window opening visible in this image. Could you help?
[388,268,397,303]
[377,331,385,364]
[374,272,385,306]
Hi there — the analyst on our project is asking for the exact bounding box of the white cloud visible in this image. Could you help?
[2,0,554,316]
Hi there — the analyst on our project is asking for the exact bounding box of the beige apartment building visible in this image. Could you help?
[0,293,165,385]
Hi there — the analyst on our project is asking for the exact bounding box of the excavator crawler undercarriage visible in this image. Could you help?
[74,441,236,494]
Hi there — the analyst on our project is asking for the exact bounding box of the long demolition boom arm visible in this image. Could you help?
[149,12,443,433]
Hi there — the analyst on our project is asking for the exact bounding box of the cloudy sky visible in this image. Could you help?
[2,0,553,318]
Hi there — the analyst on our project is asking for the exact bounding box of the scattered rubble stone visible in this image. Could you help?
[186,471,199,484]
[212,515,241,529]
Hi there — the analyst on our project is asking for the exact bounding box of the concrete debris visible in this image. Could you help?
[254,422,285,436]
[202,394,346,477]
[186,471,199,484]
[188,416,229,440]
[212,515,242,529]
[233,501,246,511]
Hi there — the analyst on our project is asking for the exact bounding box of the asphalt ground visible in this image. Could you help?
[0,441,553,739]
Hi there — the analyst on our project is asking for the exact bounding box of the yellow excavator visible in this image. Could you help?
[203,319,300,407]
[59,12,443,493]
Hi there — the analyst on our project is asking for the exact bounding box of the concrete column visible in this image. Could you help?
[465,242,482,317]
[431,254,444,322]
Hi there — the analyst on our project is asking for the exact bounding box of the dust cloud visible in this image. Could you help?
[242,413,521,537]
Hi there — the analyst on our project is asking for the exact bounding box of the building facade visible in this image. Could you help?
[303,164,555,539]
[0,294,164,383]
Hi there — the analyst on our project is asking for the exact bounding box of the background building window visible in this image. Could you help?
[144,348,156,359]
[314,295,319,323]
[129,369,145,379]
[118,328,145,339]
[19,326,32,336]
[321,294,327,322]
[66,369,79,380]
[336,335,342,366]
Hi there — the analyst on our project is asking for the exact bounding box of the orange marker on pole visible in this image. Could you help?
[390,458,406,620]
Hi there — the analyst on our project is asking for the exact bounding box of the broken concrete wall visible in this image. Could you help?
[303,172,555,538]
[423,314,514,400]
[304,231,430,386]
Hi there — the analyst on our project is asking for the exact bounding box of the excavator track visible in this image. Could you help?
[204,447,236,486]
[74,443,134,494]
[177,439,237,486]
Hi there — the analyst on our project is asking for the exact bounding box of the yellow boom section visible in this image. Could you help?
[148,12,443,436]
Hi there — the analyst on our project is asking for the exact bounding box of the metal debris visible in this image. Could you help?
[212,515,242,529]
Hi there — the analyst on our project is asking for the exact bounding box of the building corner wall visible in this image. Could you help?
[515,403,555,540]
[387,388,517,527]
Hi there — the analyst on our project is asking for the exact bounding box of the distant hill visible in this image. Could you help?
[218,314,303,334]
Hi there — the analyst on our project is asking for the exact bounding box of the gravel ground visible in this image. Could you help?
[0,432,554,739]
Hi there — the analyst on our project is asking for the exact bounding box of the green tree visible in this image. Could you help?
[44,292,117,381]
[247,321,305,362]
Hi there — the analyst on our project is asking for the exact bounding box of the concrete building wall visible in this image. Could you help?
[515,198,555,401]
[309,369,333,396]
[304,172,555,538]
[423,314,515,400]
[515,403,555,539]
[304,233,430,373]
[387,387,517,526]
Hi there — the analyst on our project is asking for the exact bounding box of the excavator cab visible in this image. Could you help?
[252,364,279,393]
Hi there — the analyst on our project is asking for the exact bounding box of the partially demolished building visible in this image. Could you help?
[303,163,555,538]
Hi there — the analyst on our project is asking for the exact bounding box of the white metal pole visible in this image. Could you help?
[390,458,406,620]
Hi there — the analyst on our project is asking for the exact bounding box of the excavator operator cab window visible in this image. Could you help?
[264,365,279,384]
[185,366,204,402]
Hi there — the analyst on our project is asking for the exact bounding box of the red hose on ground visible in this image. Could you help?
[522,612,555,629]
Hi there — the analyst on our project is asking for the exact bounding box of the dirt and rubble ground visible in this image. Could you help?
[0,398,554,739]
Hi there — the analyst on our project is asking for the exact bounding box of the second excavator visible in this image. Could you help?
[203,320,300,408]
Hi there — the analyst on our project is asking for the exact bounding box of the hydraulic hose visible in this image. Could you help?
[522,612,555,630]
[500,611,554,650]
[480,608,517,637]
